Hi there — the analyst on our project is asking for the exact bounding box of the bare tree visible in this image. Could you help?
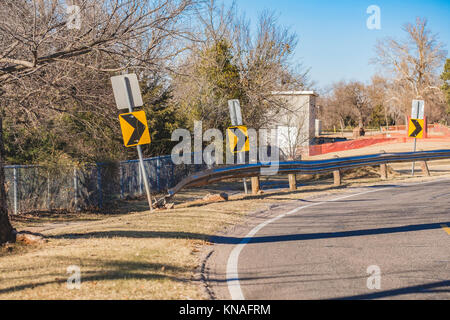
[319,85,351,136]
[0,0,193,244]
[372,17,447,121]
[233,9,310,130]
[345,81,372,129]
[324,81,372,131]
[170,0,310,132]
[367,75,390,127]
[0,0,192,82]
[0,117,14,243]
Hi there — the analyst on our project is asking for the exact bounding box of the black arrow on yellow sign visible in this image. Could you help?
[119,111,151,147]
[227,125,249,153]
[121,113,146,145]
[230,128,248,152]
[408,119,424,138]
[410,119,422,137]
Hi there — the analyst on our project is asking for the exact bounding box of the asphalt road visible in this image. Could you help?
[204,179,450,300]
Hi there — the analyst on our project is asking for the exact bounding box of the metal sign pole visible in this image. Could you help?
[228,100,248,194]
[411,138,417,176]
[240,152,248,194]
[124,78,154,212]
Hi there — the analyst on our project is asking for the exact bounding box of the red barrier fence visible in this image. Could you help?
[308,137,399,156]
[429,123,450,136]
[308,122,450,156]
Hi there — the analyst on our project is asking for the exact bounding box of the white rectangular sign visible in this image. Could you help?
[228,99,243,126]
[111,74,144,110]
[411,100,424,119]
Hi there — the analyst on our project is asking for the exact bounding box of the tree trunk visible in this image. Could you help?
[357,111,364,128]
[339,119,344,137]
[0,117,15,244]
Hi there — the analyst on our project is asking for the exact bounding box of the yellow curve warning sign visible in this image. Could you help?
[119,110,151,147]
[227,125,250,153]
[408,118,424,139]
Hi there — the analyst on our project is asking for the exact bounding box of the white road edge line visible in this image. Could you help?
[225,178,448,300]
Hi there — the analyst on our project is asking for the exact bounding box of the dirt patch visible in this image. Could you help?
[342,165,397,180]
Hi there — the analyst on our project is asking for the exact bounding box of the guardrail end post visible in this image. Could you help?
[420,161,430,176]
[251,176,260,195]
[288,174,297,191]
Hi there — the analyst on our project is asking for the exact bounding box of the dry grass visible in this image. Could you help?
[2,195,266,299]
[2,149,450,299]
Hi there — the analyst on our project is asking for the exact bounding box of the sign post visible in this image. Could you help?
[228,100,248,194]
[409,100,425,176]
[111,74,153,212]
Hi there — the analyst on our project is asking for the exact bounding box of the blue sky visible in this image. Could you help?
[225,0,450,90]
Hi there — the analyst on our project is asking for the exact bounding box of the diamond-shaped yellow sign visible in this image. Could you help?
[119,110,151,147]
[227,125,249,153]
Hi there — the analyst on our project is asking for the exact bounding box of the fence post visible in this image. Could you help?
[47,170,51,211]
[156,157,161,192]
[138,163,143,195]
[420,161,430,176]
[380,164,388,180]
[251,176,260,195]
[73,167,78,211]
[97,164,103,209]
[418,150,431,177]
[13,166,18,215]
[170,162,175,188]
[164,157,171,190]
[119,162,124,199]
[333,170,341,186]
[379,150,388,180]
[288,174,297,191]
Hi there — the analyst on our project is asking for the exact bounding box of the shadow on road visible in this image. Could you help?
[51,221,449,244]
[334,280,450,300]
[211,221,450,245]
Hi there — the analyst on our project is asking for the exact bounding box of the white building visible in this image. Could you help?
[269,91,318,159]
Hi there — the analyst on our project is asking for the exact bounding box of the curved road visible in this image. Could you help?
[204,179,450,300]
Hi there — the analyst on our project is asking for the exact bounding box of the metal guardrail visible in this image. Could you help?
[163,149,450,201]
[6,149,450,211]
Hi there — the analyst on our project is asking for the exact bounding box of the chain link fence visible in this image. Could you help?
[4,155,207,214]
